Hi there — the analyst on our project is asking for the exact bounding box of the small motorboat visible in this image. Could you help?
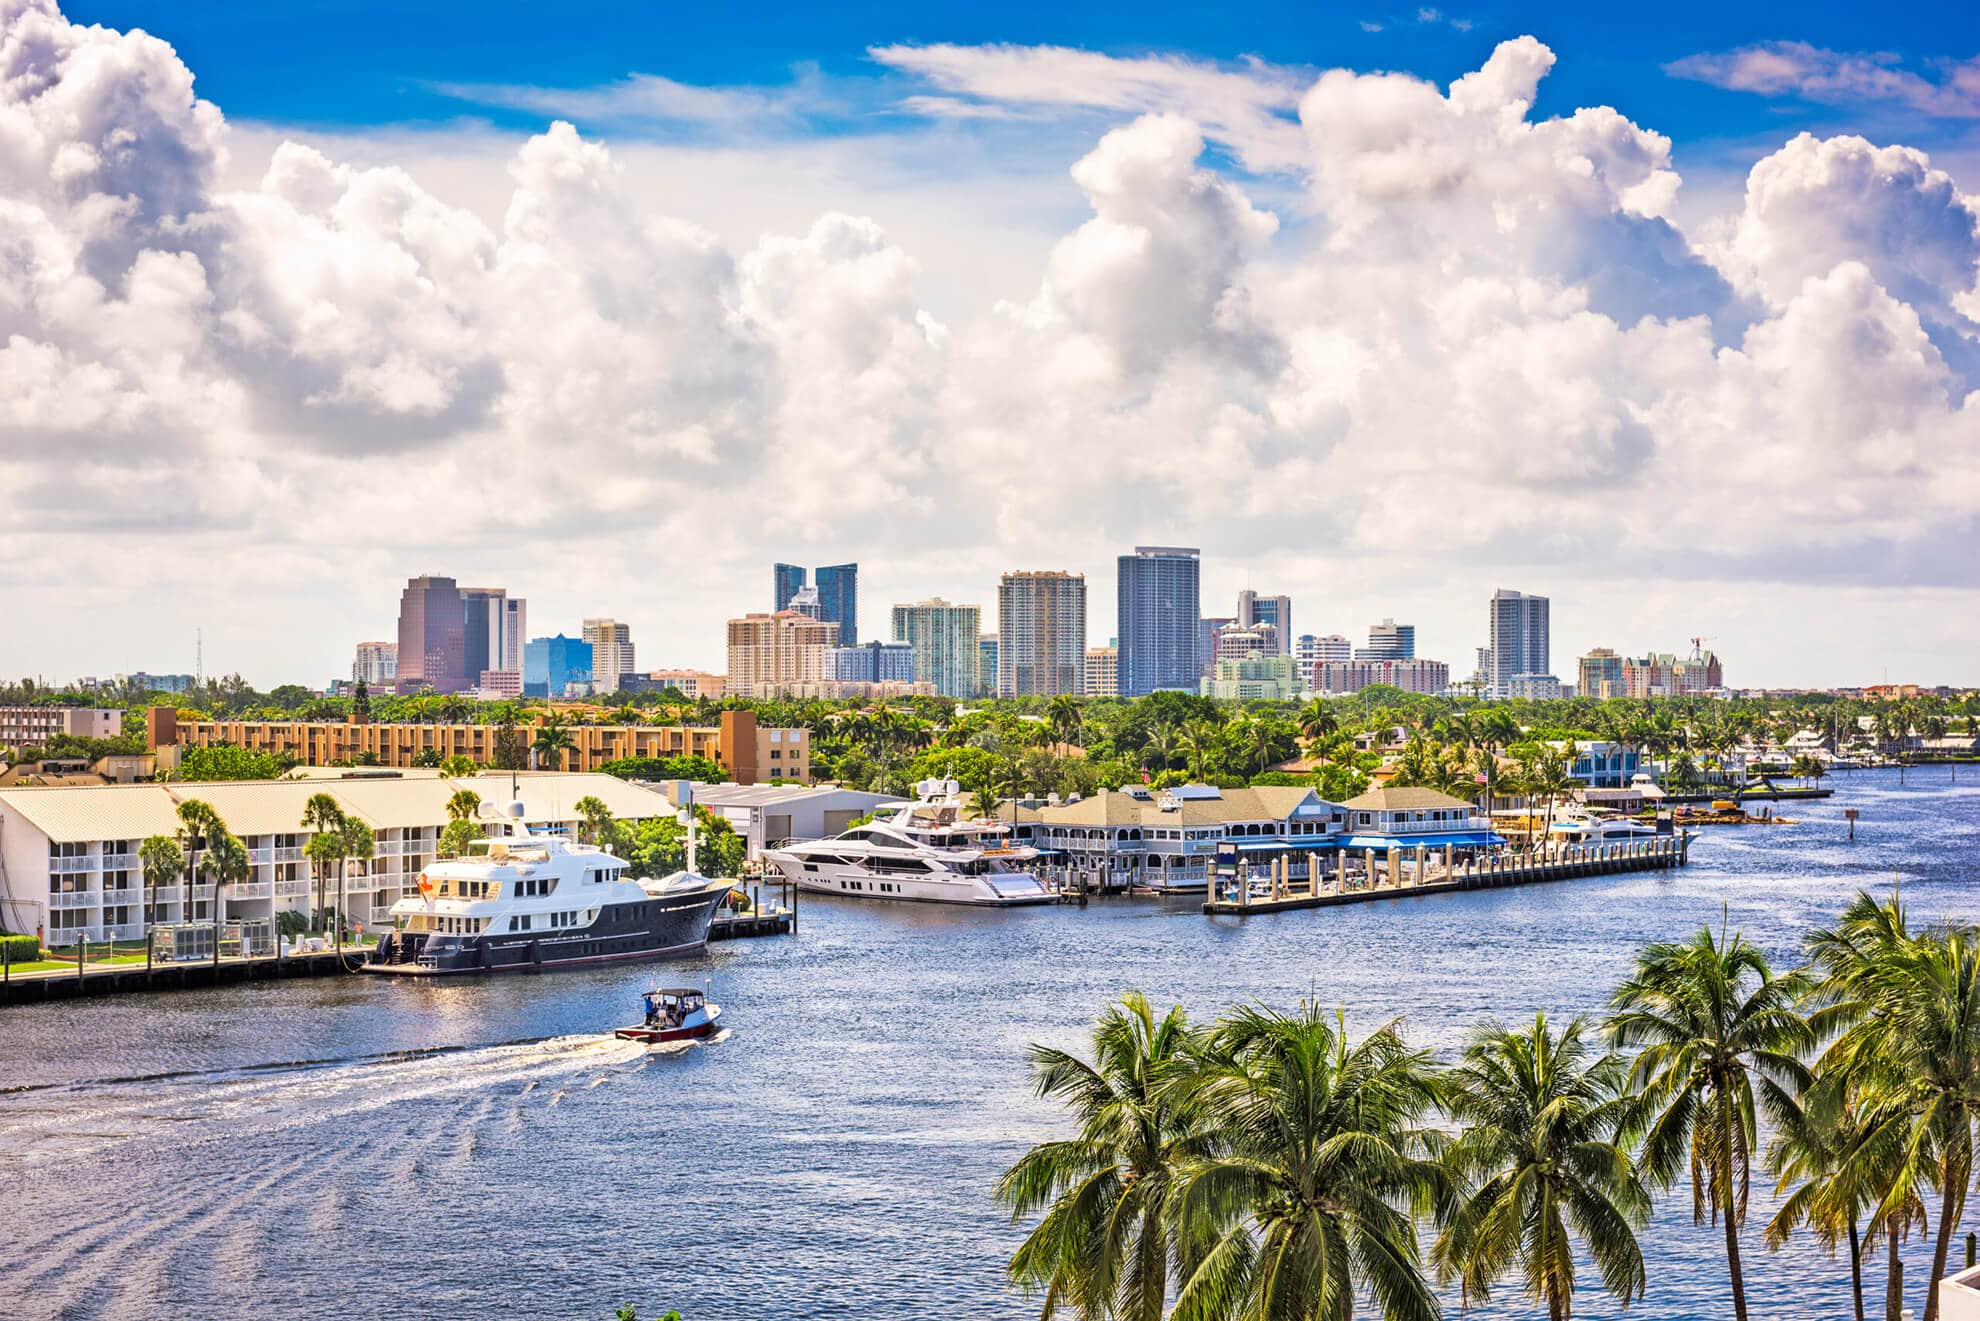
[615,987,721,1044]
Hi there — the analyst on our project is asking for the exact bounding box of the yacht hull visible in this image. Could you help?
[767,857,1056,907]
[366,882,729,975]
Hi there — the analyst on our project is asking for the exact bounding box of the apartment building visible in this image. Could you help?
[1314,658,1451,695]
[1083,646,1119,699]
[147,709,806,784]
[998,570,1087,697]
[582,618,635,695]
[726,610,839,698]
[0,707,125,747]
[890,598,982,698]
[0,772,679,947]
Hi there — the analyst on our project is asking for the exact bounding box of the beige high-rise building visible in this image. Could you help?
[1083,646,1119,698]
[581,618,635,694]
[997,571,1086,698]
[727,611,839,698]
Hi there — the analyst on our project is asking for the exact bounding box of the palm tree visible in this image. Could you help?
[1807,893,1980,1321]
[1297,698,1340,745]
[1167,1003,1450,1321]
[968,787,1003,827]
[174,798,224,939]
[1608,923,1814,1321]
[532,717,575,771]
[300,792,345,938]
[1046,694,1082,750]
[137,834,183,966]
[575,795,616,849]
[337,819,376,953]
[447,788,482,823]
[1476,708,1520,813]
[1141,723,1179,779]
[205,828,250,968]
[440,753,477,777]
[997,993,1197,1321]
[1178,719,1220,783]
[1436,1013,1648,1320]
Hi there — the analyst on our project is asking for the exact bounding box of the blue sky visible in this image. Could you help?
[7,0,1980,686]
[64,0,1980,168]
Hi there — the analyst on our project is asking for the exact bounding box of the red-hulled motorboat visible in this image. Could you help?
[615,988,722,1043]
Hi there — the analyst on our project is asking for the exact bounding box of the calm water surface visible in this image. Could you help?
[2,767,1976,1320]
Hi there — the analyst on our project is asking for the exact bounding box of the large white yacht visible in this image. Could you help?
[762,779,1056,907]
[366,799,729,975]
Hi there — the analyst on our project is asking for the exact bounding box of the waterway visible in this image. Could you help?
[0,766,1974,1320]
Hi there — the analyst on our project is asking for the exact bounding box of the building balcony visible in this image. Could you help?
[147,885,183,905]
[101,852,138,870]
[100,887,141,906]
[50,891,96,910]
[49,855,95,875]
[250,847,304,865]
[228,882,274,900]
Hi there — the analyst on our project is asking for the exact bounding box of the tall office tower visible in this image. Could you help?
[997,571,1087,697]
[1236,590,1293,653]
[814,563,858,646]
[1116,546,1201,697]
[396,575,468,693]
[1487,589,1551,698]
[772,561,858,644]
[499,598,527,673]
[1213,621,1278,664]
[1363,618,1416,661]
[461,587,508,684]
[727,611,839,697]
[524,635,593,698]
[773,563,806,613]
[979,635,999,698]
[1083,646,1119,698]
[352,641,398,686]
[581,618,635,694]
[890,598,982,698]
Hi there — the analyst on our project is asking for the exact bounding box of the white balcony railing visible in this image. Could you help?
[99,887,140,906]
[148,885,184,905]
[101,852,138,870]
[227,882,274,900]
[49,856,94,875]
[50,891,95,910]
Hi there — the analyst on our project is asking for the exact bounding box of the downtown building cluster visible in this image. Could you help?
[344,558,1727,708]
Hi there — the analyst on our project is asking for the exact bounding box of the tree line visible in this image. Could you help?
[1001,893,1975,1321]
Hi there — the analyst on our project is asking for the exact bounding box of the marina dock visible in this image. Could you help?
[1202,835,1691,917]
[0,947,365,1005]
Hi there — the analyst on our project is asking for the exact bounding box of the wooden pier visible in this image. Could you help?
[709,905,792,940]
[1202,835,1691,917]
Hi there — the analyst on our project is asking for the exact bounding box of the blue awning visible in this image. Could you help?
[1341,831,1506,851]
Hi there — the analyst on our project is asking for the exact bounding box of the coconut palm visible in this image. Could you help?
[447,788,482,823]
[1141,723,1180,778]
[300,792,346,937]
[575,795,616,849]
[996,993,1198,1321]
[1178,719,1220,783]
[1435,1013,1648,1320]
[137,834,183,964]
[1807,893,1980,1321]
[337,819,376,952]
[205,828,250,968]
[1476,708,1521,813]
[1046,694,1082,750]
[1608,923,1813,1321]
[174,798,224,934]
[1297,698,1340,745]
[1166,1003,1450,1321]
[532,717,575,771]
[440,753,477,777]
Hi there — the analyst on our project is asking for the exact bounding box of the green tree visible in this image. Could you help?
[492,719,527,771]
[447,788,482,822]
[438,818,482,859]
[205,828,250,968]
[168,744,287,782]
[996,993,1197,1321]
[300,792,346,938]
[1167,1003,1449,1321]
[575,795,617,849]
[338,819,377,950]
[533,718,575,771]
[1435,1013,1649,1320]
[137,834,183,954]
[440,753,478,777]
[1608,924,1813,1321]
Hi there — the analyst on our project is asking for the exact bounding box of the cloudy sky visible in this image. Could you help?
[2,0,1977,689]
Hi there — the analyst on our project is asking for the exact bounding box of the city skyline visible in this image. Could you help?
[5,1,1979,689]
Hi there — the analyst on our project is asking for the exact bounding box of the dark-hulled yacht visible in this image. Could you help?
[366,827,729,976]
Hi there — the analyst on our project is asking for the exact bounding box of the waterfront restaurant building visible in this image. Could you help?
[0,772,679,948]
[998,783,1347,894]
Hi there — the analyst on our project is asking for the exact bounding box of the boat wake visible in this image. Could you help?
[0,1033,645,1167]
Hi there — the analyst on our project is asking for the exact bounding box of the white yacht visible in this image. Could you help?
[366,799,729,975]
[762,779,1056,907]
[1548,812,1662,845]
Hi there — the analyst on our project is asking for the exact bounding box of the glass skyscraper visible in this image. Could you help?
[1488,589,1551,697]
[1116,547,1201,697]
[773,561,857,645]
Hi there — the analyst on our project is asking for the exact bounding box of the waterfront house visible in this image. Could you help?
[1337,786,1502,852]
